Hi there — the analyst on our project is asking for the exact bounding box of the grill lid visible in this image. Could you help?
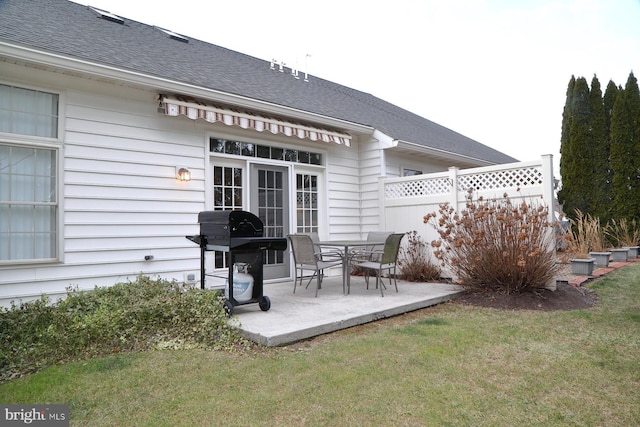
[198,210,263,239]
[188,210,287,252]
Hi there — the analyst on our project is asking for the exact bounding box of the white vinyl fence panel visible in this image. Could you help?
[379,155,556,249]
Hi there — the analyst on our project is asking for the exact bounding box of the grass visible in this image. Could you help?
[1,265,640,426]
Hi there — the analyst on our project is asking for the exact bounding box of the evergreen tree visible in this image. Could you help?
[603,80,619,136]
[610,72,640,221]
[588,75,610,222]
[602,80,620,223]
[559,77,592,219]
[558,76,576,216]
[626,72,640,221]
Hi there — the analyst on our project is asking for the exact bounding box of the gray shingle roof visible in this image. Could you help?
[0,0,517,164]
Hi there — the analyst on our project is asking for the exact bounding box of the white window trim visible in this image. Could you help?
[0,82,64,265]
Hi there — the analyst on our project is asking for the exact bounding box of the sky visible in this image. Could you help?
[75,0,640,172]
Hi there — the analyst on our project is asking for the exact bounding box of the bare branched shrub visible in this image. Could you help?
[397,231,441,282]
[423,190,558,294]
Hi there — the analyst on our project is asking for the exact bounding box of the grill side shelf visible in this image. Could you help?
[185,235,203,246]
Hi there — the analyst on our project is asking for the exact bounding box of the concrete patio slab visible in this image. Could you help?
[227,275,464,346]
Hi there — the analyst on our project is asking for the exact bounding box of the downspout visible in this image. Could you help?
[372,129,396,177]
[372,130,396,236]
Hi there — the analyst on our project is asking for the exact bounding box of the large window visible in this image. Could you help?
[0,145,58,262]
[0,84,59,138]
[0,84,59,263]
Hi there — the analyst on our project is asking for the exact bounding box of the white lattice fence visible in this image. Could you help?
[379,156,556,251]
[457,166,544,192]
[384,176,450,198]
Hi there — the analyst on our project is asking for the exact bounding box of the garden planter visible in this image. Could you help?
[589,251,611,267]
[611,248,629,262]
[624,246,639,258]
[569,258,596,275]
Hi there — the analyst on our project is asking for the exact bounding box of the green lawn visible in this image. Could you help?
[2,264,639,426]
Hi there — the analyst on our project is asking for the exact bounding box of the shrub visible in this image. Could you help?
[397,231,441,282]
[423,190,558,294]
[0,275,246,382]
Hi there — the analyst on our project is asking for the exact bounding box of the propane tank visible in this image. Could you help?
[228,263,254,302]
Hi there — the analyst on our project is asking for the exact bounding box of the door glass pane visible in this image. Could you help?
[211,165,243,268]
[257,169,285,265]
[224,168,233,186]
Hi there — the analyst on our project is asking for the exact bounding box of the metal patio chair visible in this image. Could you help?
[288,234,343,297]
[351,233,405,297]
[305,232,344,262]
[349,231,393,261]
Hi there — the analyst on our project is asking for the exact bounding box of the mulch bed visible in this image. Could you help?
[455,282,598,311]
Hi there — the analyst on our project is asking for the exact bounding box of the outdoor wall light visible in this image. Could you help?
[176,167,191,181]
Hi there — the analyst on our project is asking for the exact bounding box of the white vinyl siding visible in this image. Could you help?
[0,64,207,303]
[357,137,385,235]
[0,62,364,304]
[62,89,205,274]
[324,139,360,238]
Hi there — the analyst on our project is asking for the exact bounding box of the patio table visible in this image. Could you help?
[315,240,385,295]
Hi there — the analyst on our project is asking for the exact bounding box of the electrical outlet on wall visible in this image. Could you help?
[184,272,198,285]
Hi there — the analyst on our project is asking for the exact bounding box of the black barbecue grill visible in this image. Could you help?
[186,210,287,316]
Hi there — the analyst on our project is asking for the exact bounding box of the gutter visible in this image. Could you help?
[371,129,496,167]
[391,138,496,167]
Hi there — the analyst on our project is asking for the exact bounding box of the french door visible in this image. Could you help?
[250,164,289,279]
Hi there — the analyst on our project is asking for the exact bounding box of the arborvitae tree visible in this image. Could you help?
[610,72,640,221]
[630,72,640,222]
[603,80,620,136]
[558,76,576,216]
[602,80,620,223]
[559,77,592,219]
[588,75,610,222]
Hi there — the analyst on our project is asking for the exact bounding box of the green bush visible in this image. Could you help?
[0,276,245,382]
[424,190,558,294]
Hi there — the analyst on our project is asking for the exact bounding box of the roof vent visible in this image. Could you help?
[270,56,310,82]
[88,6,125,24]
[155,26,189,43]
